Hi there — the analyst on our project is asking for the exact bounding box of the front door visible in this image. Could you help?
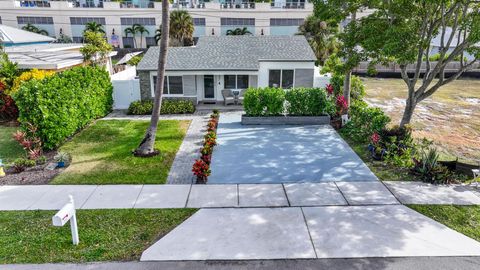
[204,75,215,99]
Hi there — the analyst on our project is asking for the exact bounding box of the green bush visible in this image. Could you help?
[127,99,195,115]
[14,66,113,150]
[341,100,391,142]
[285,88,335,116]
[243,87,285,116]
[330,73,366,101]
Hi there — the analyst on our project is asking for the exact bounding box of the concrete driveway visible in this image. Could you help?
[209,113,378,184]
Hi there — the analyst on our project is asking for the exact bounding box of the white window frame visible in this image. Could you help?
[150,73,185,97]
[268,69,296,88]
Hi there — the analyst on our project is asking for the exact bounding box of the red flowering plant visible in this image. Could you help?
[370,132,381,145]
[12,123,43,160]
[326,84,334,96]
[0,80,19,120]
[336,95,348,115]
[192,159,211,183]
[201,153,212,165]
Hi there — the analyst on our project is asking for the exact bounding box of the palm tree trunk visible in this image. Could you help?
[140,34,143,48]
[134,0,170,156]
[343,70,352,107]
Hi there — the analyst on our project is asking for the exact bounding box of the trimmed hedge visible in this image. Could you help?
[244,87,335,117]
[127,99,196,115]
[14,66,113,149]
[285,88,336,116]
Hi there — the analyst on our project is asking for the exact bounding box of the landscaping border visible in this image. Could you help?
[241,115,331,125]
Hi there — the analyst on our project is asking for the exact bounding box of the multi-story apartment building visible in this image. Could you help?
[0,0,313,48]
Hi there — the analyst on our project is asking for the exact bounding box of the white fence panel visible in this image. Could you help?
[112,79,140,109]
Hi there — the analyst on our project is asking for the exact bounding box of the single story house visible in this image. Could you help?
[137,35,324,104]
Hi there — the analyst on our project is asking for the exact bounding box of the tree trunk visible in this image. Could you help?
[343,70,352,107]
[133,0,170,157]
[400,94,416,127]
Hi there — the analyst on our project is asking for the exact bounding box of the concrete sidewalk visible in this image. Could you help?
[0,182,400,210]
[1,181,480,211]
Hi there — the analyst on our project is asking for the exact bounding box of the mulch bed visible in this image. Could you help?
[0,151,63,185]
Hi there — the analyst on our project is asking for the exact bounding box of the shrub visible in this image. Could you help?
[412,142,455,184]
[341,100,391,142]
[126,55,143,66]
[14,66,113,149]
[0,92,18,120]
[243,87,285,116]
[127,99,195,115]
[379,125,416,167]
[285,88,336,116]
[330,73,366,101]
[9,69,55,96]
[11,158,36,173]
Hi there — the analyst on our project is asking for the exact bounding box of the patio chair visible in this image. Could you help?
[222,90,235,106]
[237,89,246,105]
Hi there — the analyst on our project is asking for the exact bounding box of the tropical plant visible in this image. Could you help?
[9,69,55,95]
[12,123,43,160]
[80,31,113,65]
[226,27,252,36]
[154,27,162,45]
[21,23,49,36]
[55,34,73,43]
[84,21,105,34]
[126,55,143,66]
[169,10,194,46]
[0,53,21,90]
[297,15,339,65]
[133,24,150,48]
[134,0,170,156]
[124,26,137,48]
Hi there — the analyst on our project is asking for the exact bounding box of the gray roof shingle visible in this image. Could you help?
[137,35,316,71]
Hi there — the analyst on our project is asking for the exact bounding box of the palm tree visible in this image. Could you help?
[226,27,252,36]
[124,27,137,48]
[84,21,105,34]
[169,10,194,46]
[297,16,339,65]
[134,0,170,156]
[133,24,149,48]
[22,23,49,36]
[154,27,162,45]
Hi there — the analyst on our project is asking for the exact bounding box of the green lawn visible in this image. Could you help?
[339,132,416,181]
[409,205,480,242]
[0,209,196,264]
[0,126,24,162]
[52,120,190,185]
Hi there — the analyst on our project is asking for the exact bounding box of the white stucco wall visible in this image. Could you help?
[257,61,315,87]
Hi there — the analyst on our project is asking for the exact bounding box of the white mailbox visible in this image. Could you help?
[52,195,79,245]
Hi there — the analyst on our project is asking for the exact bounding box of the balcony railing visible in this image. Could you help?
[220,1,255,9]
[16,0,51,8]
[120,0,155,8]
[271,1,306,9]
[172,1,206,9]
[71,0,104,8]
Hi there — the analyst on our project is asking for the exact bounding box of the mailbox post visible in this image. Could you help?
[52,195,79,245]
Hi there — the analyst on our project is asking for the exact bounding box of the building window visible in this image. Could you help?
[17,16,54,25]
[153,76,184,96]
[122,37,135,48]
[269,69,294,88]
[72,37,84,43]
[220,18,255,26]
[270,18,304,26]
[224,75,249,89]
[193,18,206,26]
[120,17,155,26]
[70,17,106,25]
[145,37,157,47]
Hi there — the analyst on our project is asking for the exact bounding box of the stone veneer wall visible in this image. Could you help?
[138,70,197,103]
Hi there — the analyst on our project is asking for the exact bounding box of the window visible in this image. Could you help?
[221,18,255,26]
[120,17,155,26]
[193,18,206,26]
[70,17,106,25]
[270,18,304,26]
[269,69,294,88]
[72,37,84,43]
[224,75,249,89]
[153,76,184,96]
[145,37,157,47]
[122,37,135,48]
[17,16,53,25]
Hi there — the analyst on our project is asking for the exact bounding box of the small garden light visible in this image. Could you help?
[0,159,5,178]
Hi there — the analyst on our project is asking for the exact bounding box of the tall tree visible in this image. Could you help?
[84,21,105,34]
[124,27,137,48]
[80,31,113,65]
[134,0,170,156]
[22,23,49,36]
[297,15,339,65]
[133,24,150,48]
[169,10,194,46]
[355,0,480,126]
[226,27,252,36]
